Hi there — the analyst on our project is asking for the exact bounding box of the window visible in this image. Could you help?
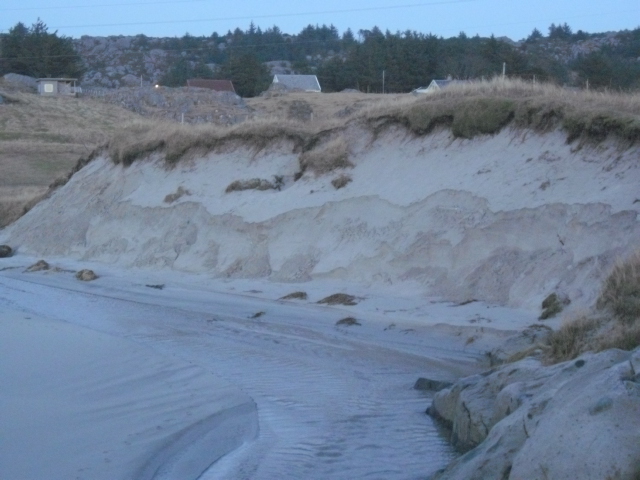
[44,83,54,93]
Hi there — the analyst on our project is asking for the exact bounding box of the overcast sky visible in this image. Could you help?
[1,0,638,40]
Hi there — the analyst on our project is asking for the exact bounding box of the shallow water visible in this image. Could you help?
[0,273,461,479]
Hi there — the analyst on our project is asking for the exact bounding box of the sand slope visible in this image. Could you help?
[2,127,638,311]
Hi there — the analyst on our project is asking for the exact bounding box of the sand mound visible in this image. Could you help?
[2,126,638,312]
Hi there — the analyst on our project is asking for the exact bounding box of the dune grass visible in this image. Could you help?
[546,251,640,363]
[364,78,640,144]
[105,78,639,174]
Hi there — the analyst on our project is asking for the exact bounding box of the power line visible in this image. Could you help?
[0,0,213,12]
[45,0,480,30]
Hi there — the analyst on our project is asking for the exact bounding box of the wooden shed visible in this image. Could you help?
[37,78,81,97]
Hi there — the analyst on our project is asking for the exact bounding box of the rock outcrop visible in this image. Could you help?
[428,347,640,480]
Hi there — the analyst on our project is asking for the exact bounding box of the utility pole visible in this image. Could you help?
[382,70,385,94]
[502,62,506,79]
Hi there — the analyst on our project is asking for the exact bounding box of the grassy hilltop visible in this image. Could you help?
[0,79,142,226]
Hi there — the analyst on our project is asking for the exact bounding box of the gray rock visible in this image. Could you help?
[414,377,453,392]
[3,73,37,90]
[76,269,98,281]
[488,324,552,365]
[0,245,12,257]
[430,348,640,480]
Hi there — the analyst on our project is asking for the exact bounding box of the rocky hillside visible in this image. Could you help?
[70,27,640,90]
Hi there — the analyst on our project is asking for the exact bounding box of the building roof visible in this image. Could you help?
[186,79,236,93]
[272,74,321,92]
[37,78,78,82]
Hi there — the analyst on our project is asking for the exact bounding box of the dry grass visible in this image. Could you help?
[225,178,278,193]
[331,174,352,189]
[299,137,351,175]
[107,117,329,167]
[596,251,640,324]
[336,317,361,326]
[546,250,640,363]
[280,291,308,300]
[105,78,639,172]
[363,77,640,144]
[163,186,191,203]
[317,293,358,306]
[0,84,141,226]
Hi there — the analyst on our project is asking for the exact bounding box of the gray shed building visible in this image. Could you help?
[37,78,81,97]
[271,74,321,92]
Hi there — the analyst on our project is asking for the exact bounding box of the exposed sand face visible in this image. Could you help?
[2,127,638,313]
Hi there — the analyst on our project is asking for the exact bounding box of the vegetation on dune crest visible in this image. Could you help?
[365,78,640,143]
[105,79,639,176]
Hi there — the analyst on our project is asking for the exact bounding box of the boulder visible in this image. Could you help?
[0,245,12,258]
[3,73,37,90]
[429,348,640,479]
[488,324,552,365]
[414,377,453,392]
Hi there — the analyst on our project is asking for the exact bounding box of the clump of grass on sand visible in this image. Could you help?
[317,293,358,306]
[546,251,640,363]
[225,178,278,193]
[336,317,361,326]
[298,137,351,176]
[280,291,308,300]
[331,174,352,189]
[163,186,190,203]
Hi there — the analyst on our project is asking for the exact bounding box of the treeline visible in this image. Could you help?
[0,19,84,78]
[2,20,639,95]
[157,22,640,94]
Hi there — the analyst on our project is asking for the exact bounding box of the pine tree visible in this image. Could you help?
[0,19,84,78]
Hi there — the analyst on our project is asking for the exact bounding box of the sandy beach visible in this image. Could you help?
[0,254,530,479]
